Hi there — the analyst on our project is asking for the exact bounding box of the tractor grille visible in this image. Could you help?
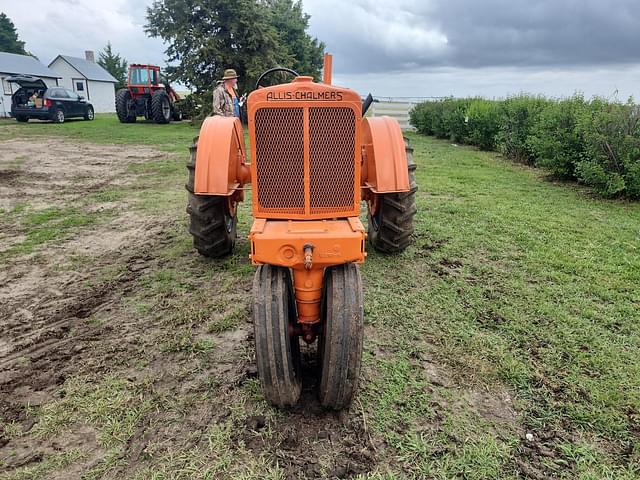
[254,106,357,217]
[255,108,305,214]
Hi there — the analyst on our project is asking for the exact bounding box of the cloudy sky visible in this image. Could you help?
[3,0,640,99]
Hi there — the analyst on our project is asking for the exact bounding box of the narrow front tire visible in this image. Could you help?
[318,263,364,410]
[253,265,302,407]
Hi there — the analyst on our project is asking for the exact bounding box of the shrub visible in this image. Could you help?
[408,94,640,199]
[496,95,549,164]
[442,98,470,144]
[527,95,588,178]
[409,102,436,136]
[576,98,640,198]
[466,99,501,150]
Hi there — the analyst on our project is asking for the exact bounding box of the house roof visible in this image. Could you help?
[0,52,61,78]
[50,55,117,83]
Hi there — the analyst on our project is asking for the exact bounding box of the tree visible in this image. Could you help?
[98,42,128,90]
[145,0,324,116]
[0,13,27,55]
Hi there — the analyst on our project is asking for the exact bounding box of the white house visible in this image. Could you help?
[49,51,117,113]
[0,52,60,118]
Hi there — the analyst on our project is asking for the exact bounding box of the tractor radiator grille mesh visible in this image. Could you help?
[254,108,305,214]
[309,107,356,214]
[254,106,357,217]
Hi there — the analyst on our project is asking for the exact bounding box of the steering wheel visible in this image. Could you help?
[255,67,300,90]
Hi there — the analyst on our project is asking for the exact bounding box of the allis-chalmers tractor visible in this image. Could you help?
[116,64,182,124]
[186,55,417,409]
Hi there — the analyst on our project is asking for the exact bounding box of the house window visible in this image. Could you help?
[75,81,84,92]
[2,78,11,95]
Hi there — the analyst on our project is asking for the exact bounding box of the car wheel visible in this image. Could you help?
[53,109,65,123]
[16,116,28,123]
[84,106,94,121]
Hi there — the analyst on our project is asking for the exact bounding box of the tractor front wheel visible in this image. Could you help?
[367,138,418,254]
[115,89,136,123]
[151,90,171,124]
[318,263,364,409]
[185,139,237,258]
[253,265,302,407]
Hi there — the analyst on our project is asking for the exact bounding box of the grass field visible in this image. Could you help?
[0,114,638,479]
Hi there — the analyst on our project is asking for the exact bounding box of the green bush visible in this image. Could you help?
[442,98,470,144]
[409,102,435,136]
[576,99,640,198]
[409,94,640,199]
[466,99,501,150]
[495,95,548,164]
[431,100,452,139]
[527,95,588,178]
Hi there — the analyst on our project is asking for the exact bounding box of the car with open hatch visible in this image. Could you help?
[8,75,94,123]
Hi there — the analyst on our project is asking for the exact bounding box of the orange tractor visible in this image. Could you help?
[116,64,182,124]
[186,54,417,409]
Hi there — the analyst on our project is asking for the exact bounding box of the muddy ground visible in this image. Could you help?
[0,137,398,479]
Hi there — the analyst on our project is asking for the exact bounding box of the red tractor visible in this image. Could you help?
[116,64,182,124]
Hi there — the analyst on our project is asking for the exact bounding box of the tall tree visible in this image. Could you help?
[97,42,128,90]
[0,13,27,55]
[145,0,324,115]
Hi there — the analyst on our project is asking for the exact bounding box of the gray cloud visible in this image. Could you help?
[304,0,640,73]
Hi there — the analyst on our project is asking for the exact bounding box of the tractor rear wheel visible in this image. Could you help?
[185,139,237,258]
[253,265,302,407]
[318,263,364,410]
[151,90,171,124]
[367,138,417,254]
[115,89,136,123]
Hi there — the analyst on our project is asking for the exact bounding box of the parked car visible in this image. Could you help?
[8,75,94,123]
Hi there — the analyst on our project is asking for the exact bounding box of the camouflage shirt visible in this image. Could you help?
[212,83,235,117]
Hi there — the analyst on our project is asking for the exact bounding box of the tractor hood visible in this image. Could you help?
[6,75,47,89]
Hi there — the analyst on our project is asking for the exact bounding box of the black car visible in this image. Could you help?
[8,75,94,123]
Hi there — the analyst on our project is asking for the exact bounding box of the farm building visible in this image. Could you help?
[0,52,60,118]
[49,51,117,113]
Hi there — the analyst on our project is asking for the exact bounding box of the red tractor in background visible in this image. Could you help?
[116,64,183,124]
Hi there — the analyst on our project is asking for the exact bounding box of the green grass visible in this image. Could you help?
[359,132,640,478]
[0,450,86,480]
[1,206,110,258]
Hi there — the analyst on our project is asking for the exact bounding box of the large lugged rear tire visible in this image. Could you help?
[151,90,171,124]
[253,265,302,407]
[115,89,136,123]
[318,263,364,410]
[186,139,236,258]
[367,138,417,254]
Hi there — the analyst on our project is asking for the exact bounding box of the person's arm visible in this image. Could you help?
[212,88,224,116]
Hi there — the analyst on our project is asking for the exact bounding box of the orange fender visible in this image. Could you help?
[361,116,410,193]
[195,116,250,195]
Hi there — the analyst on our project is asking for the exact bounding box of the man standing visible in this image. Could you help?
[212,68,240,117]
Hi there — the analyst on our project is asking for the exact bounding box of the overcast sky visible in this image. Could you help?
[2,0,640,99]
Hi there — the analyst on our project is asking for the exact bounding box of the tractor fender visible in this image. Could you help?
[361,116,410,193]
[195,116,250,195]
